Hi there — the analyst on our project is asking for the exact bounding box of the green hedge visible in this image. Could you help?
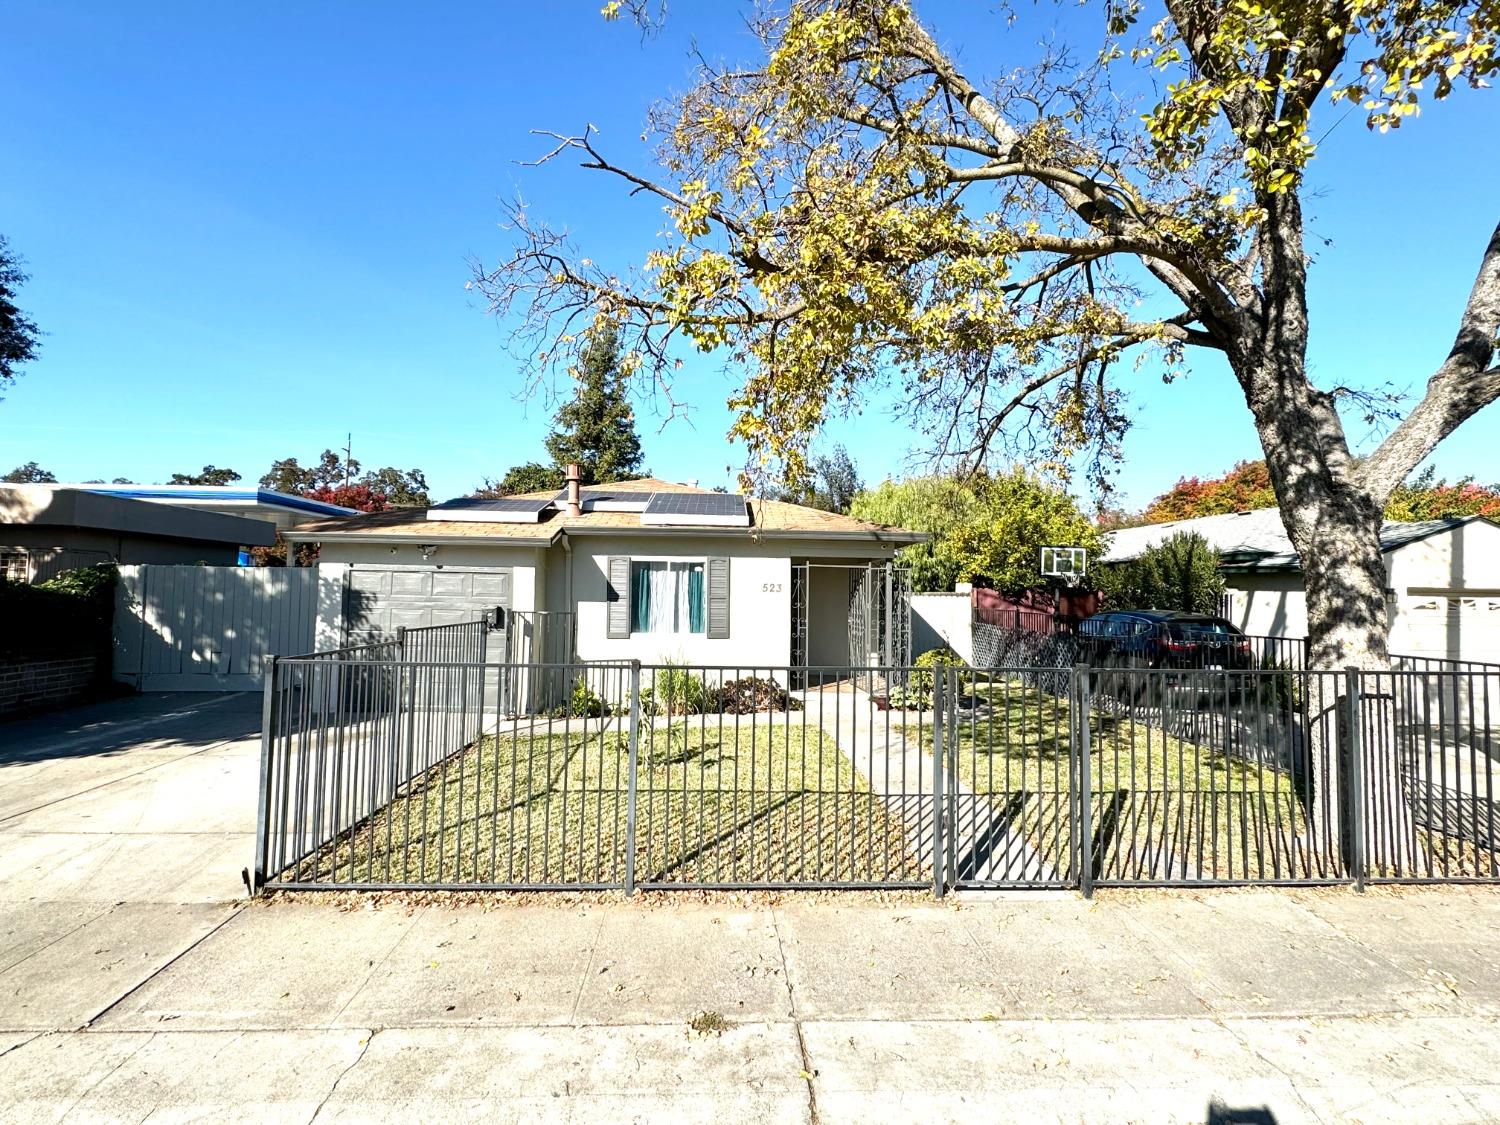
[0,563,118,658]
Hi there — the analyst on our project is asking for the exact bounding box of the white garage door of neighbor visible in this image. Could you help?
[1397,590,1500,663]
[344,565,512,644]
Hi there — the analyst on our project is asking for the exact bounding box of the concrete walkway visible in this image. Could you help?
[799,683,1057,884]
[5,694,1500,1122]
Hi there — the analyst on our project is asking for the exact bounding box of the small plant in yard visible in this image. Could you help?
[715,676,802,714]
[640,663,709,716]
[547,677,607,718]
[908,646,969,694]
[884,684,931,711]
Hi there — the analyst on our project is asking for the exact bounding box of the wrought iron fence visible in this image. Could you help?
[252,654,1500,895]
[398,618,490,665]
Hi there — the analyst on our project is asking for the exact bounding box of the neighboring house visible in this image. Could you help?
[70,483,356,533]
[285,473,926,667]
[0,485,278,583]
[1102,509,1500,663]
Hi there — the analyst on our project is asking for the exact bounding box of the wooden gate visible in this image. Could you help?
[113,565,318,691]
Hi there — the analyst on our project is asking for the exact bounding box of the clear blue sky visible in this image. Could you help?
[3,2,1496,509]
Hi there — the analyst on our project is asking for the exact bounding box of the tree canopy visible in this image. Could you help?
[850,468,1101,593]
[773,443,862,513]
[0,235,41,394]
[545,327,646,485]
[476,462,566,497]
[169,465,242,486]
[1126,459,1500,525]
[2,462,55,483]
[261,450,429,507]
[480,329,647,495]
[1095,531,1226,615]
[479,0,1500,667]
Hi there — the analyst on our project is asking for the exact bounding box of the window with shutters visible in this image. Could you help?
[629,560,705,634]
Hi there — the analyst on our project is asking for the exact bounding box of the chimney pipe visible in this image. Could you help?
[565,463,582,517]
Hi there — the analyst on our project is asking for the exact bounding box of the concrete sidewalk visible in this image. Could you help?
[5,693,1500,1122]
[3,888,1500,1122]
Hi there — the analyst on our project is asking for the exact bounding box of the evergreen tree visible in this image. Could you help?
[543,328,645,486]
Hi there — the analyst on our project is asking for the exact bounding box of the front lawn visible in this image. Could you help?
[300,715,923,886]
[911,677,1314,882]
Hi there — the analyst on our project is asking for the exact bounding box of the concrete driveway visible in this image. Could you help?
[0,694,258,1038]
[5,693,1500,1122]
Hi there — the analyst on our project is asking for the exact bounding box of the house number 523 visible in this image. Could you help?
[761,582,783,593]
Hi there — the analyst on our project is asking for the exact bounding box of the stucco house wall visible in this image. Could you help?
[1219,519,1500,663]
[312,543,545,652]
[563,534,792,668]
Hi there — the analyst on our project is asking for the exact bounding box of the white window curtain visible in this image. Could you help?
[631,561,706,634]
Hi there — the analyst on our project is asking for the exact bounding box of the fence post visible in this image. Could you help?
[931,664,946,898]
[249,655,277,896]
[1344,667,1367,893]
[396,625,407,662]
[1074,663,1094,899]
[624,660,642,896]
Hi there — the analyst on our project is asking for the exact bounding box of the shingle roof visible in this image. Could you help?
[1102,508,1491,572]
[284,478,926,545]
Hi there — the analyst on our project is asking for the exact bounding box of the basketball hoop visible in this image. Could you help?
[1039,545,1087,586]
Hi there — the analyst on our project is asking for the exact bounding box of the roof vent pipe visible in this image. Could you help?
[565,463,582,517]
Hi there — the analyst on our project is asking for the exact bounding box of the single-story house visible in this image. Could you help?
[70,483,356,532]
[1102,508,1500,663]
[0,485,278,583]
[284,474,926,668]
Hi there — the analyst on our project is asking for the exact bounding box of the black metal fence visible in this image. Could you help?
[252,652,1500,894]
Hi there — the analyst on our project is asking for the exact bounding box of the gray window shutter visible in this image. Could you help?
[607,557,631,639]
[706,556,730,639]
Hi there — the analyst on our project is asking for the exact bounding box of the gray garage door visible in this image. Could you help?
[345,565,511,646]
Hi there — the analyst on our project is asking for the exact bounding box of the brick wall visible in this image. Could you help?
[0,653,104,718]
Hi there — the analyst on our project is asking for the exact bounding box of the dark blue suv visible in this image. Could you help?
[1077,610,1253,673]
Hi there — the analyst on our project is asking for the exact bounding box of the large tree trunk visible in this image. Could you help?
[1237,352,1418,875]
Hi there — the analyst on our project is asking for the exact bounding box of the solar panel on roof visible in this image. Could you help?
[551,486,652,512]
[426,496,551,524]
[640,492,750,527]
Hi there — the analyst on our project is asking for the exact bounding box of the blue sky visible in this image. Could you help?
[2,2,1496,509]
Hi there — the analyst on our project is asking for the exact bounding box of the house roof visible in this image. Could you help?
[284,476,927,547]
[0,485,278,547]
[65,483,357,519]
[1102,507,1495,573]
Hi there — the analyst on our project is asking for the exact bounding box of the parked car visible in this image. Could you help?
[1077,610,1254,702]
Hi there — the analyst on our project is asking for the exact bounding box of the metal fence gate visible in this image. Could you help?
[253,643,1500,895]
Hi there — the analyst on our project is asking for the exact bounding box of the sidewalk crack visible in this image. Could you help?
[770,906,819,1125]
[308,1028,376,1123]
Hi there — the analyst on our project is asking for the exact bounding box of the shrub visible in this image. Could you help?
[715,676,802,714]
[0,562,118,657]
[884,684,931,711]
[908,646,968,693]
[568,677,605,717]
[641,663,709,716]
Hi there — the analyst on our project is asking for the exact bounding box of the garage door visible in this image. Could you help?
[345,565,511,645]
[1397,590,1500,664]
